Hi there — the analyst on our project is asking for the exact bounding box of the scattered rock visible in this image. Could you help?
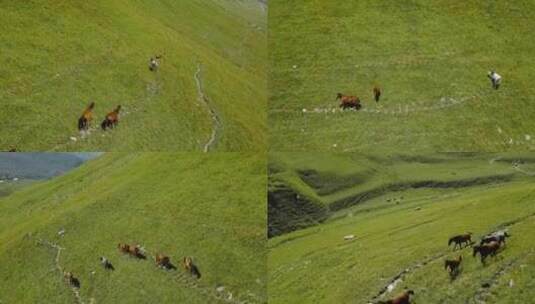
[70,137,77,142]
[216,286,225,292]
[344,235,355,241]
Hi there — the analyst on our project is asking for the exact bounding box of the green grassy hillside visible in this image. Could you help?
[0,179,35,198]
[268,153,535,303]
[0,0,266,151]
[0,153,266,303]
[269,1,535,152]
[268,152,530,236]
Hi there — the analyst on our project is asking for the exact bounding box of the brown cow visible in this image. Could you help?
[336,93,361,110]
[378,290,414,304]
[118,243,146,259]
[78,102,95,131]
[156,253,176,270]
[63,271,81,289]
[448,233,472,250]
[473,241,501,264]
[373,86,381,102]
[101,105,121,130]
[444,255,462,274]
[182,257,201,279]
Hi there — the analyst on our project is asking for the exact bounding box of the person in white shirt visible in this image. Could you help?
[487,70,502,90]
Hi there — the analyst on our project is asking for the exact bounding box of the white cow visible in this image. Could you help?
[488,71,502,89]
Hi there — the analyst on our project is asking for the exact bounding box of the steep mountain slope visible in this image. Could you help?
[269,1,535,152]
[0,0,266,151]
[268,153,535,303]
[268,152,530,236]
[0,153,266,303]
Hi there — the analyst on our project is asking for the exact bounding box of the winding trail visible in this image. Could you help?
[194,63,222,152]
[35,238,86,304]
[369,252,448,303]
[470,251,534,304]
[274,86,503,116]
[369,208,535,304]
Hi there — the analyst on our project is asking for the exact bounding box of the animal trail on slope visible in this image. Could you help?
[194,63,222,153]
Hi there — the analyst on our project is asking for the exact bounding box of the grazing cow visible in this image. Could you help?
[448,233,472,250]
[487,70,502,90]
[480,231,509,246]
[64,272,81,289]
[118,243,146,259]
[373,86,381,102]
[336,93,362,110]
[78,102,95,131]
[101,105,121,130]
[378,290,414,304]
[156,253,176,270]
[100,256,115,271]
[182,257,201,279]
[473,241,501,264]
[149,55,162,71]
[444,255,462,274]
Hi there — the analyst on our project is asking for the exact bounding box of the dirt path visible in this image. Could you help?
[369,208,535,304]
[272,86,502,116]
[194,63,222,152]
[469,250,534,304]
[369,251,448,303]
[35,237,87,304]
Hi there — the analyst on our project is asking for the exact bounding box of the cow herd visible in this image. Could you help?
[78,102,122,132]
[337,71,502,112]
[379,229,511,304]
[75,55,163,135]
[63,243,201,290]
[336,86,381,110]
